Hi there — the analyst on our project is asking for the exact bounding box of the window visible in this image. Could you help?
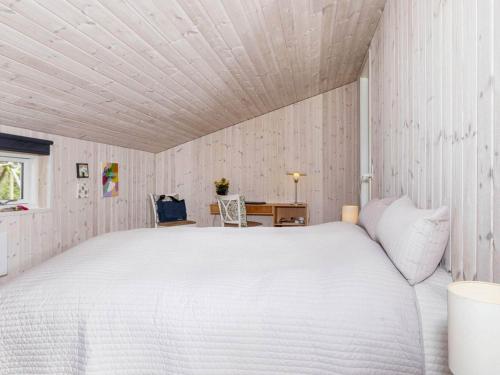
[0,153,35,206]
[0,133,52,210]
[0,159,24,201]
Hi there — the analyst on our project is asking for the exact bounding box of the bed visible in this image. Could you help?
[0,222,449,374]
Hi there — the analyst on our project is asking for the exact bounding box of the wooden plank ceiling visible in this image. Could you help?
[0,0,385,152]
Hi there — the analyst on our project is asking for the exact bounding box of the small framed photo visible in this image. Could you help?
[76,163,89,178]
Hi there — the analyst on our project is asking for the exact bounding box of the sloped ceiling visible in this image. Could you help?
[0,0,385,152]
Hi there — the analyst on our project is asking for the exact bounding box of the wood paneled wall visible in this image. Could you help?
[0,125,155,284]
[156,83,359,227]
[368,0,500,282]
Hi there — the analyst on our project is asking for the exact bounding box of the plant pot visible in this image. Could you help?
[216,187,228,195]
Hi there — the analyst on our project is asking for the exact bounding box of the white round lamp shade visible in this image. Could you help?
[448,281,500,375]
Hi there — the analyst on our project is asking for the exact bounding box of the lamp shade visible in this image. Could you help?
[341,205,359,224]
[448,281,500,375]
[287,172,306,182]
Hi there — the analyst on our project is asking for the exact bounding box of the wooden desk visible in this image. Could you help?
[209,202,308,227]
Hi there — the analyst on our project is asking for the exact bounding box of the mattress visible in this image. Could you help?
[0,222,424,374]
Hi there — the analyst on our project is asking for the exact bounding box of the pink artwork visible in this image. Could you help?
[102,162,119,197]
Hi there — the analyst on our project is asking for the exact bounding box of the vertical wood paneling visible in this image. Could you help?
[156,83,360,227]
[441,0,453,269]
[494,0,500,282]
[450,0,464,280]
[0,125,155,284]
[368,0,499,282]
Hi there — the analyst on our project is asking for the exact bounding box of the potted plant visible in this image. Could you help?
[214,177,229,195]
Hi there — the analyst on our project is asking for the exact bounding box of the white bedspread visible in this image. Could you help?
[0,222,424,374]
[414,268,452,375]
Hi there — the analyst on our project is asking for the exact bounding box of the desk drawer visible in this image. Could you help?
[209,203,275,217]
[246,205,273,216]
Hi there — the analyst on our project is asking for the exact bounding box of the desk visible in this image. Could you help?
[209,202,308,227]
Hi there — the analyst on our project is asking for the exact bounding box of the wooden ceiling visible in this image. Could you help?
[0,0,385,152]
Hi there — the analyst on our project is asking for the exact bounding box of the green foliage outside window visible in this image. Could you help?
[0,162,23,201]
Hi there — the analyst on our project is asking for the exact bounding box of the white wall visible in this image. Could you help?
[156,83,360,227]
[368,0,500,282]
[0,124,155,284]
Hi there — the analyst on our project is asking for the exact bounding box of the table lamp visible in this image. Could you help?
[286,172,306,204]
[448,281,500,375]
[341,205,359,224]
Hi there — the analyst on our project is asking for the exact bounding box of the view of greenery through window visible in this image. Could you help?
[0,161,23,201]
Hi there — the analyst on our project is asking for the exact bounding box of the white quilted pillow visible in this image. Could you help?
[359,197,397,240]
[376,196,450,285]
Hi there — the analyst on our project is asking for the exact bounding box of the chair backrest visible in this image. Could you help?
[217,194,247,227]
[149,193,180,228]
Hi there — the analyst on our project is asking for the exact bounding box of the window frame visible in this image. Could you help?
[0,152,37,207]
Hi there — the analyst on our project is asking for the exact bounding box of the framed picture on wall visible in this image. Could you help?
[76,163,89,178]
[102,162,119,197]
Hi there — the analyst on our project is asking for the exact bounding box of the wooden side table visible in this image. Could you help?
[272,204,308,227]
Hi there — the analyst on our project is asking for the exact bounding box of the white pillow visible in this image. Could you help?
[359,197,397,240]
[376,196,449,285]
